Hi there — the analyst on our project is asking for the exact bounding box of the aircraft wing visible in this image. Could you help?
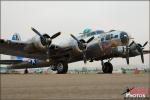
[0,39,46,59]
[0,60,23,64]
[0,39,72,60]
[7,60,52,69]
[143,50,150,54]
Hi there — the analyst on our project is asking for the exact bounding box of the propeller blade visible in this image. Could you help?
[143,41,148,47]
[31,27,45,39]
[51,32,61,39]
[70,34,80,42]
[136,43,145,63]
[126,57,129,65]
[84,59,87,64]
[70,34,92,64]
[126,45,130,65]
[129,41,134,47]
[140,41,148,63]
[125,41,135,65]
[46,45,50,62]
[86,36,94,43]
[141,51,144,63]
[83,50,87,64]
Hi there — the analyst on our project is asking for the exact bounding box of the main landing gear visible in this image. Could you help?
[56,62,68,74]
[101,60,113,74]
[51,62,68,74]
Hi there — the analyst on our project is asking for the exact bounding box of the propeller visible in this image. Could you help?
[143,41,148,47]
[136,41,148,63]
[70,34,94,64]
[125,41,148,64]
[31,27,61,62]
[31,27,45,40]
[125,41,135,65]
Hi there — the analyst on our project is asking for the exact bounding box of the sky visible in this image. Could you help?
[1,1,149,70]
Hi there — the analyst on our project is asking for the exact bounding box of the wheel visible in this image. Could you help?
[102,62,113,74]
[57,62,68,74]
[24,68,28,74]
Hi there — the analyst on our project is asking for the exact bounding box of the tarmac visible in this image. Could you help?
[1,73,149,100]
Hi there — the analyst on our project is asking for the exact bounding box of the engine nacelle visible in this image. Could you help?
[111,46,126,55]
[129,43,137,51]
[31,35,45,49]
[86,40,102,58]
[72,39,92,53]
[30,34,51,49]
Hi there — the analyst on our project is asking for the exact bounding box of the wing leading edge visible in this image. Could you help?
[0,39,46,59]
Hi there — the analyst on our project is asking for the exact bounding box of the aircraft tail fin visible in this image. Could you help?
[11,33,23,60]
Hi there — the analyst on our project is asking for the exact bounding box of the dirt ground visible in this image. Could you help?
[1,73,149,100]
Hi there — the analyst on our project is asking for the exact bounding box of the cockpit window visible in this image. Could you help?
[87,32,96,37]
[86,30,104,37]
[96,30,104,34]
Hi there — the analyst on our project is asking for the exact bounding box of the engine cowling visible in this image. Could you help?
[31,34,51,49]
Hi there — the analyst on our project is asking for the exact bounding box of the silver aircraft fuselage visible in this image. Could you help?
[58,30,130,63]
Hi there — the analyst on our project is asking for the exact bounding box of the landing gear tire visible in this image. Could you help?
[24,68,28,74]
[102,62,113,74]
[57,62,68,74]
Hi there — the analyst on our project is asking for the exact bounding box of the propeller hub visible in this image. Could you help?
[78,43,86,50]
[46,38,52,46]
[39,34,51,46]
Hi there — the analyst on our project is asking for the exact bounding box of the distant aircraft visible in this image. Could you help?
[0,27,149,74]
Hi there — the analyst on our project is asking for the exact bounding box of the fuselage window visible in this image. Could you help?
[90,32,95,36]
[111,34,113,38]
[101,38,104,42]
[106,34,111,40]
[114,35,118,38]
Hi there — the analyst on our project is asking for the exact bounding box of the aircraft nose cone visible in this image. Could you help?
[120,32,129,45]
[121,35,129,44]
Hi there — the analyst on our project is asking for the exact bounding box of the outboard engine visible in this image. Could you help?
[31,34,51,49]
[30,27,61,62]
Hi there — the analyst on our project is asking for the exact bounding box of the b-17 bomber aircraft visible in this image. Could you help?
[0,28,149,74]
